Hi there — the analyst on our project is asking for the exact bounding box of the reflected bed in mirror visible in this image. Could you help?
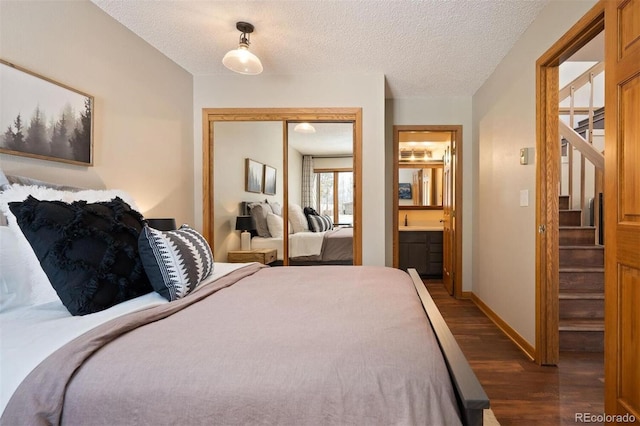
[287,121,354,265]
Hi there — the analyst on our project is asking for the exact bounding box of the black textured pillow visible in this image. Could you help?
[138,225,214,301]
[8,196,152,316]
[308,214,333,232]
[303,206,320,230]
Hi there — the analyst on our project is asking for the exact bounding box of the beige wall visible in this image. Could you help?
[472,0,598,345]
[193,73,386,266]
[386,97,473,290]
[0,0,194,226]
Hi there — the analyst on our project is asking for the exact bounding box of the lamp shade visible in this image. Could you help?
[146,218,177,231]
[235,215,255,231]
[222,45,263,75]
[294,122,316,133]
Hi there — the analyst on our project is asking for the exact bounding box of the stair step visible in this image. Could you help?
[559,318,604,352]
[559,319,604,332]
[559,226,596,246]
[559,296,604,319]
[559,331,604,352]
[560,267,605,272]
[559,292,604,300]
[559,246,604,267]
[558,319,604,352]
[559,195,570,210]
[560,268,605,292]
[560,209,582,226]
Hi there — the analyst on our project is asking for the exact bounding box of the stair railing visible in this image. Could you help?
[558,61,604,242]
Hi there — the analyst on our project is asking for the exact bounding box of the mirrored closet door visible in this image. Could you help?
[287,122,354,265]
[202,108,362,266]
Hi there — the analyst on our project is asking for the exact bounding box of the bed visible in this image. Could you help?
[243,201,354,265]
[0,175,488,425]
[252,227,353,264]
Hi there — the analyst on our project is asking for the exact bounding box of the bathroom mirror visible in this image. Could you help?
[396,130,449,210]
[398,163,444,207]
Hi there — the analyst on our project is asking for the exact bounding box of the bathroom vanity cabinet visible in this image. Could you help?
[398,230,443,277]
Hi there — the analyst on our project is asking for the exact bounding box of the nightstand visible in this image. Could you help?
[227,248,277,265]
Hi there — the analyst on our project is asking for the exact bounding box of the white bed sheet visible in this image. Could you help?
[0,262,247,414]
[251,231,325,260]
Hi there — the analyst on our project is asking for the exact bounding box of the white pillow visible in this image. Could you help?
[0,227,31,312]
[288,204,309,234]
[266,212,283,238]
[0,184,141,308]
[268,201,282,216]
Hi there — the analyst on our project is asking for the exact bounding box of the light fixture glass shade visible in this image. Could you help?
[222,44,263,75]
[294,122,316,133]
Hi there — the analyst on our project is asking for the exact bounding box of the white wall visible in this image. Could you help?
[194,73,386,266]
[288,146,303,207]
[0,0,194,225]
[386,97,473,290]
[213,122,283,261]
[472,0,598,345]
[313,157,353,170]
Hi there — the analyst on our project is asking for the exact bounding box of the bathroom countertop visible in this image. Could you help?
[399,225,443,232]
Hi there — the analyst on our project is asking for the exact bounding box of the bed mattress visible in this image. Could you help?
[2,264,461,425]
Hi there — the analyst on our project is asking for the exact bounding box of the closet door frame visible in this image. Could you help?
[202,107,362,265]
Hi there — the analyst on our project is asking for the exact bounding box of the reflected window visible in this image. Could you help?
[315,170,353,225]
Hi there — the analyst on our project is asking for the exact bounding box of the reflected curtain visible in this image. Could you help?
[302,155,316,209]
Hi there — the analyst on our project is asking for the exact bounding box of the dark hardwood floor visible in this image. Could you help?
[425,281,604,426]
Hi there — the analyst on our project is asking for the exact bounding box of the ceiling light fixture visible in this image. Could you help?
[222,21,263,75]
[294,122,316,134]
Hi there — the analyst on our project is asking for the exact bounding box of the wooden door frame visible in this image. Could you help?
[202,108,362,265]
[392,125,463,298]
[535,2,604,366]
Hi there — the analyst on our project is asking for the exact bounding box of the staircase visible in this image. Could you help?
[558,195,604,352]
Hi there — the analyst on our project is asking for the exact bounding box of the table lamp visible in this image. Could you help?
[146,218,177,231]
[235,215,255,251]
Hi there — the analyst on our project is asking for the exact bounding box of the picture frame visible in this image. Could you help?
[398,183,412,200]
[263,164,276,195]
[245,158,263,193]
[0,59,94,166]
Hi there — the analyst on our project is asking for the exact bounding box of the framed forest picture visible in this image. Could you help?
[263,164,276,195]
[0,59,94,166]
[245,158,263,193]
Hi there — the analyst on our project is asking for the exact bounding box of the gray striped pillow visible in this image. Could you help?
[138,225,214,301]
[308,214,333,232]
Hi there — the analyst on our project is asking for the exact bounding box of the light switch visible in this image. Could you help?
[520,189,529,207]
[520,148,529,165]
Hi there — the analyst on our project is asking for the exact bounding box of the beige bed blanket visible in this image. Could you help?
[2,264,461,426]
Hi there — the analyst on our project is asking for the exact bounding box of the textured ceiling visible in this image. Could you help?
[288,123,353,156]
[90,0,549,98]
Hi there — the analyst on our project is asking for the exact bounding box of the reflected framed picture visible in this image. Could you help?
[245,158,263,193]
[399,183,412,199]
[263,164,276,195]
[0,59,93,166]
